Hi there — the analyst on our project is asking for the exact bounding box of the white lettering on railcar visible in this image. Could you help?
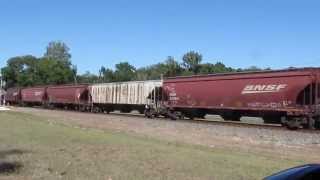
[242,84,287,94]
[34,91,42,96]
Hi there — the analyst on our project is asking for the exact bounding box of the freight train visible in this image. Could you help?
[5,68,320,130]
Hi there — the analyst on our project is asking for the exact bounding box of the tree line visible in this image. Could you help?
[1,41,269,89]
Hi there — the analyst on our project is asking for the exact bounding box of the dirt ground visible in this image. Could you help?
[12,107,320,162]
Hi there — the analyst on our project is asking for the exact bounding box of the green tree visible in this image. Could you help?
[164,56,182,77]
[99,66,114,83]
[136,63,167,80]
[36,57,75,85]
[99,66,106,79]
[77,71,100,83]
[180,70,194,76]
[212,62,234,73]
[135,56,182,81]
[114,62,136,82]
[199,63,215,74]
[71,65,78,84]
[135,68,149,81]
[1,45,269,87]
[1,55,39,88]
[243,66,262,71]
[182,51,202,74]
[44,41,71,64]
[199,62,235,74]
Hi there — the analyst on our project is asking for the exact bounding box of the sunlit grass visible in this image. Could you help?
[0,112,305,180]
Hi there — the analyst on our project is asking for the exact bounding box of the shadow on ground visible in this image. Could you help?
[0,149,27,174]
[0,149,26,159]
[0,161,23,174]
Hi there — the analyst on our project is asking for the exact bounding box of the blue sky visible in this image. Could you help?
[1,0,320,74]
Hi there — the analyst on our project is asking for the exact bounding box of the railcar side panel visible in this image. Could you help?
[5,88,21,104]
[21,87,46,103]
[91,80,162,105]
[47,85,89,105]
[164,69,317,114]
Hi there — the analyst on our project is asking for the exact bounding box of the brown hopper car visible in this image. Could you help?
[163,68,320,129]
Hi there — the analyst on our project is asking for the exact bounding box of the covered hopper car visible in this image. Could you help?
[5,87,21,105]
[90,80,162,113]
[162,68,320,129]
[46,84,89,110]
[21,87,47,106]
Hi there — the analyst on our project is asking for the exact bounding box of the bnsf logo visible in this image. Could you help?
[242,84,287,94]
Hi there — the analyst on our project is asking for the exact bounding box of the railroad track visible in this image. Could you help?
[13,106,320,134]
[97,111,320,134]
[90,111,320,134]
[189,118,319,134]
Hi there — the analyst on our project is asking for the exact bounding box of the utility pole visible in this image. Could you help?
[0,70,3,89]
[0,69,3,105]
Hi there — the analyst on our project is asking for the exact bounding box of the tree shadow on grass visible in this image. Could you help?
[0,149,28,174]
[0,149,25,159]
[0,161,23,174]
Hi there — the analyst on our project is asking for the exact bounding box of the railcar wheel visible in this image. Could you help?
[93,107,101,113]
[138,109,144,114]
[166,111,177,120]
[221,114,241,121]
[187,115,194,120]
[286,117,301,130]
[315,121,320,130]
[120,107,131,113]
[47,104,54,110]
[199,115,206,119]
[286,123,299,130]
[182,112,194,120]
[144,109,153,119]
[178,113,185,120]
[196,111,206,119]
[313,117,320,129]
[263,116,281,124]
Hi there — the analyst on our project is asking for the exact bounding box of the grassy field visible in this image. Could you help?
[0,111,305,180]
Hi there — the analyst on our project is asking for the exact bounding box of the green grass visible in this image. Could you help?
[0,111,305,180]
